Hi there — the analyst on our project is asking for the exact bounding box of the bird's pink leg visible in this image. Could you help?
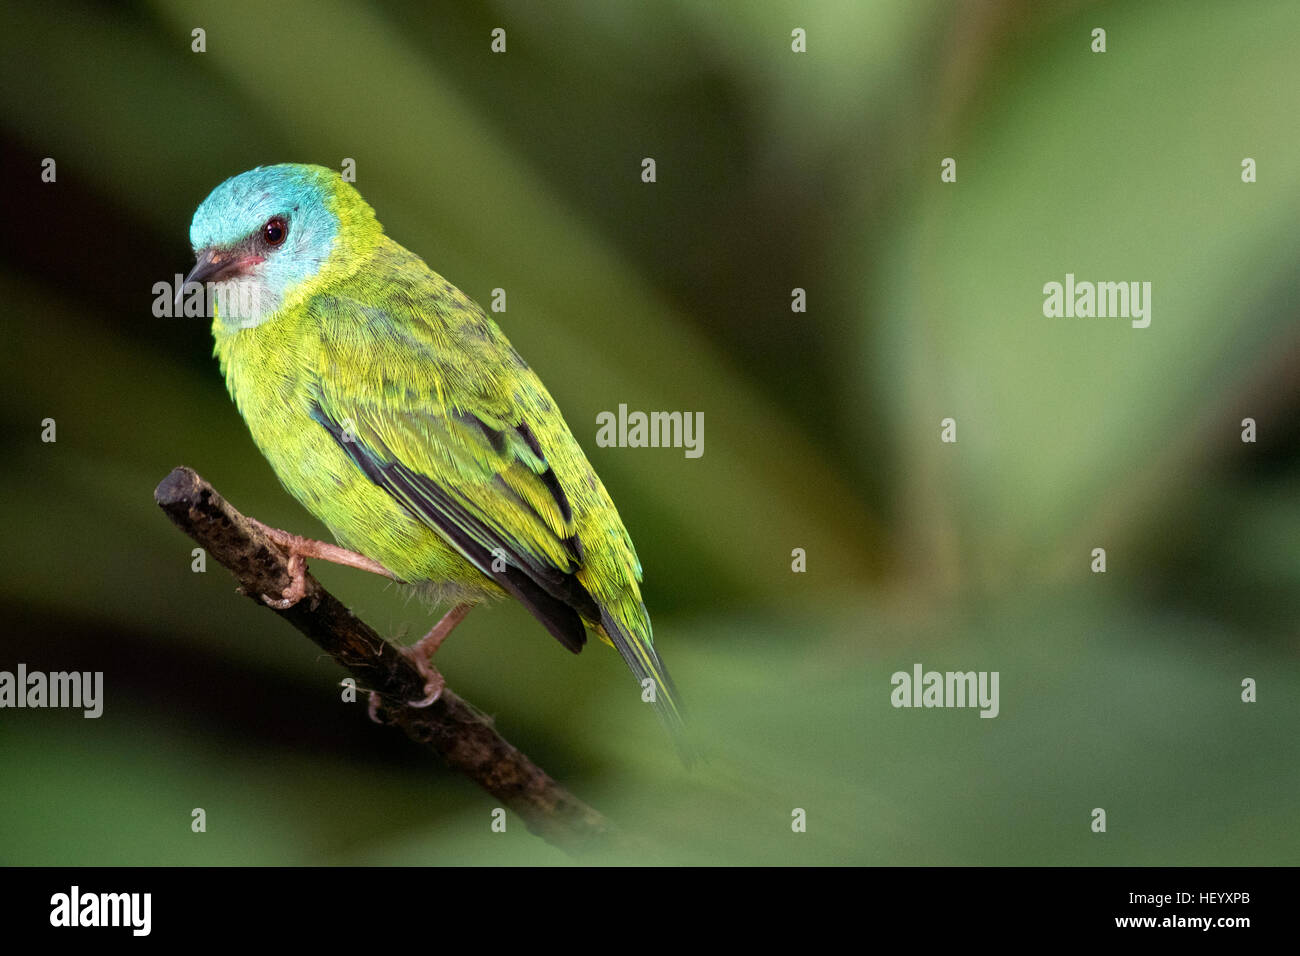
[411,602,474,660]
[371,603,475,716]
[247,517,394,609]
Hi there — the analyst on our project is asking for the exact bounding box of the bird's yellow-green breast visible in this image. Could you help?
[184,164,687,752]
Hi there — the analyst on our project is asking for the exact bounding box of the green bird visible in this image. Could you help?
[181,163,687,759]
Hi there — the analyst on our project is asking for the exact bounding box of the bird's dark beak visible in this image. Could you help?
[175,247,260,314]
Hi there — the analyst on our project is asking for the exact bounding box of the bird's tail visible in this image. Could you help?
[597,604,695,767]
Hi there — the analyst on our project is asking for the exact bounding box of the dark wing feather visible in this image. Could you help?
[310,401,599,653]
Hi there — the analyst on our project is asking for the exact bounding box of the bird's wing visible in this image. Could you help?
[306,257,690,758]
[310,382,601,654]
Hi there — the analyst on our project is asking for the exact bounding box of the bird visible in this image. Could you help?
[181,163,688,760]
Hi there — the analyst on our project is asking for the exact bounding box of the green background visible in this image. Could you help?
[1,0,1297,864]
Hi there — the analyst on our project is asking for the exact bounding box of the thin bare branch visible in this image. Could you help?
[154,466,617,856]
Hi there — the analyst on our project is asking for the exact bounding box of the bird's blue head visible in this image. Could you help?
[183,164,368,329]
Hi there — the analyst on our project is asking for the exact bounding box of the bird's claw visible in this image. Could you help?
[365,663,443,724]
[399,642,446,707]
[261,553,308,609]
[407,667,445,708]
[365,644,445,723]
[367,690,389,724]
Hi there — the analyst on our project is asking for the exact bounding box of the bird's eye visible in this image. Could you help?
[262,217,288,247]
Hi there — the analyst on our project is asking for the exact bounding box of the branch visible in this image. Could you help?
[154,466,617,856]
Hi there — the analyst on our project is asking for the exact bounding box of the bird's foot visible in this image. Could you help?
[366,655,444,723]
[246,518,394,609]
[262,552,308,609]
[365,604,473,720]
[398,644,447,707]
